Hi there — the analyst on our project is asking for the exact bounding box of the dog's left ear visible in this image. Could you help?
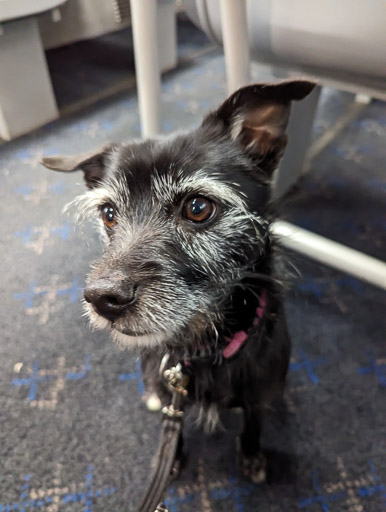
[203,79,316,175]
[41,143,118,188]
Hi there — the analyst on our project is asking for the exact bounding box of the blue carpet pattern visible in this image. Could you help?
[0,16,385,512]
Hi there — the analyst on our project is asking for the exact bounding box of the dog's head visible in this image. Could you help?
[42,80,315,349]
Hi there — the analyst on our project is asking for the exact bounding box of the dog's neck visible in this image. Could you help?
[224,254,273,331]
[168,251,275,362]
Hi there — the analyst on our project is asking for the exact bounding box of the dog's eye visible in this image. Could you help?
[101,204,117,229]
[183,197,216,223]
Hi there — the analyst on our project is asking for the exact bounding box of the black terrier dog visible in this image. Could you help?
[43,80,315,483]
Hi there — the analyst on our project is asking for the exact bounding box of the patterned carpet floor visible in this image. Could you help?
[0,16,385,512]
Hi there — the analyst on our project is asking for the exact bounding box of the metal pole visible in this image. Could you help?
[130,0,161,137]
[219,0,250,94]
[272,221,386,291]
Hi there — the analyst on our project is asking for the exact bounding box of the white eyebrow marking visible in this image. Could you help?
[64,171,130,224]
[152,167,248,208]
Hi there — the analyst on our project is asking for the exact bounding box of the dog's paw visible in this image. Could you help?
[239,451,267,484]
[142,392,162,412]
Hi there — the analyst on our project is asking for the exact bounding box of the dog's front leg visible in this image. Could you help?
[239,407,266,484]
[140,350,170,411]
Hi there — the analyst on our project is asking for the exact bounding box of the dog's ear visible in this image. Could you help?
[203,80,316,175]
[41,143,118,188]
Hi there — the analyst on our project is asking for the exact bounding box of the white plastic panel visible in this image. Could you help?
[188,0,386,94]
[0,0,67,22]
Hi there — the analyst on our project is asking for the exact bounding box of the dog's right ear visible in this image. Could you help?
[41,143,118,189]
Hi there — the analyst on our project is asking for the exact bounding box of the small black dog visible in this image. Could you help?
[43,80,315,483]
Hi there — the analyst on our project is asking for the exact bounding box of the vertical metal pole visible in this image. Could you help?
[273,85,321,198]
[219,0,250,94]
[130,0,161,137]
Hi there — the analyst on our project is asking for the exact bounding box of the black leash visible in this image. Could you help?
[136,362,189,512]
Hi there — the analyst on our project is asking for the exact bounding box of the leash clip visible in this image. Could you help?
[163,362,189,396]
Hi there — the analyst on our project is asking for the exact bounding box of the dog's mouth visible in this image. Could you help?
[110,325,169,349]
[111,323,151,337]
[83,301,169,348]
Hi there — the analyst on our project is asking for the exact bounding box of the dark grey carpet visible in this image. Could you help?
[46,14,214,110]
[1,16,385,512]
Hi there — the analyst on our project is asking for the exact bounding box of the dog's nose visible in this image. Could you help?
[84,283,137,321]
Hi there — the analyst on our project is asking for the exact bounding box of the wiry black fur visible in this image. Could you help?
[42,79,315,483]
[141,249,291,481]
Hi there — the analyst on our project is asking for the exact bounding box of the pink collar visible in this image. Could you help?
[222,288,268,359]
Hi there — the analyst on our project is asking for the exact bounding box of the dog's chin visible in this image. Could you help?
[84,303,169,350]
[111,329,168,350]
